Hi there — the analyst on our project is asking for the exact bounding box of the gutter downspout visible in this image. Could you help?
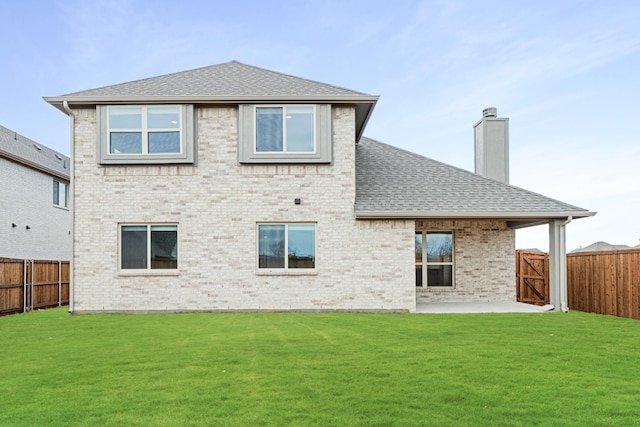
[560,216,573,313]
[62,101,74,314]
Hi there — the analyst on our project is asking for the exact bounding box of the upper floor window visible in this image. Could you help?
[255,106,315,153]
[109,106,181,154]
[53,180,68,208]
[97,105,194,164]
[238,104,332,164]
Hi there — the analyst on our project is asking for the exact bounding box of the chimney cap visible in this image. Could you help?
[483,107,497,118]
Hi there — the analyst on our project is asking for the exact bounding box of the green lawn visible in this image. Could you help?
[1,308,639,426]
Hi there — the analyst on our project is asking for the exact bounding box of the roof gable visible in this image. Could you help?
[0,125,70,180]
[44,61,378,142]
[59,61,372,98]
[355,137,593,223]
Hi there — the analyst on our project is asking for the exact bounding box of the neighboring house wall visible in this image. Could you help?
[0,157,71,260]
[71,106,416,313]
[416,219,515,303]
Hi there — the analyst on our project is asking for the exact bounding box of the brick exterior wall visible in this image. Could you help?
[0,157,71,260]
[415,219,516,303]
[70,106,417,313]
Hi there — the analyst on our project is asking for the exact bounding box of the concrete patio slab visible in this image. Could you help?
[416,302,555,314]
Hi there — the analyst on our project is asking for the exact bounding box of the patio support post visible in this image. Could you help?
[548,218,569,312]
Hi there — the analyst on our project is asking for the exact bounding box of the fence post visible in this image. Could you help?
[58,261,62,307]
[23,259,27,313]
[30,260,34,311]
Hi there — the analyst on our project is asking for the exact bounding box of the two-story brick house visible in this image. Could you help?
[0,125,71,260]
[44,61,593,313]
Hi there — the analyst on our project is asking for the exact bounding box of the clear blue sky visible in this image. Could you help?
[2,0,639,251]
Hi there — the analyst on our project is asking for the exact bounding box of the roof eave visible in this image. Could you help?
[354,210,597,220]
[43,95,379,114]
[0,148,70,181]
[355,100,377,143]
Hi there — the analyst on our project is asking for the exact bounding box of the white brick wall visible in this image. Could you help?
[416,219,516,303]
[71,106,416,313]
[0,157,71,260]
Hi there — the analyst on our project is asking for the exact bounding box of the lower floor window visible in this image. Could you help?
[121,224,178,270]
[415,231,453,287]
[258,223,316,269]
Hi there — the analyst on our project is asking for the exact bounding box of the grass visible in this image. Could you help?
[1,309,639,426]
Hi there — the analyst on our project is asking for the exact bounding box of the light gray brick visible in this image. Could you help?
[71,106,416,312]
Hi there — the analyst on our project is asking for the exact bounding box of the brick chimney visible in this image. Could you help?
[473,107,509,184]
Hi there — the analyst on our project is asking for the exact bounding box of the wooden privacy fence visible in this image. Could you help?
[516,249,640,320]
[0,259,69,316]
[567,249,640,320]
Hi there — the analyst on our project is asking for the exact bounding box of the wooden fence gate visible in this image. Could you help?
[0,259,69,316]
[516,250,549,306]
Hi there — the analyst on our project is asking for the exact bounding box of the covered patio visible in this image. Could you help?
[416,301,555,314]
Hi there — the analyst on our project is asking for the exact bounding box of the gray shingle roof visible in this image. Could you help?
[57,61,373,98]
[44,60,378,142]
[355,137,593,221]
[570,241,631,253]
[0,125,69,180]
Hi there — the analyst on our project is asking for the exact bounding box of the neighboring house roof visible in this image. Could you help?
[0,125,69,181]
[44,60,378,142]
[570,241,631,253]
[355,137,594,226]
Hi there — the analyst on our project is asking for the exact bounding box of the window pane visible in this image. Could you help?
[148,107,180,129]
[111,132,142,153]
[121,226,147,269]
[256,107,283,152]
[53,181,59,205]
[151,225,177,269]
[110,108,142,129]
[415,232,423,263]
[285,107,314,152]
[149,132,180,153]
[427,265,453,287]
[426,232,452,262]
[59,183,67,208]
[288,224,315,269]
[415,266,423,287]
[258,225,285,268]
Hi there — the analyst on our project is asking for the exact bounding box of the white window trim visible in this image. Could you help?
[253,105,317,155]
[96,104,194,165]
[256,223,317,275]
[238,104,332,164]
[107,106,184,156]
[416,230,454,288]
[118,223,179,275]
[53,180,69,209]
